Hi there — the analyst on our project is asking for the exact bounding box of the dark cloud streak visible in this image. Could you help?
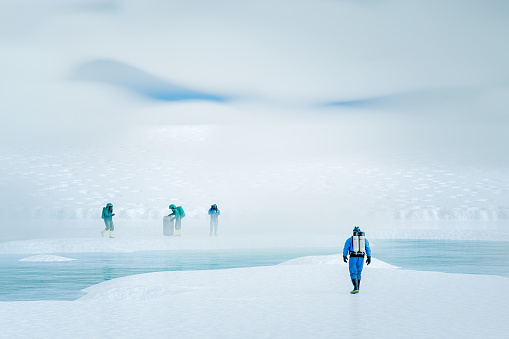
[72,59,231,103]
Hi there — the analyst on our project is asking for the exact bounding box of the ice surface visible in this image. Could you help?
[18,254,75,262]
[0,255,507,338]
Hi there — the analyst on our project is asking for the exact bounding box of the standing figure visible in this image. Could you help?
[343,226,371,294]
[101,203,115,238]
[208,204,220,236]
[168,204,185,236]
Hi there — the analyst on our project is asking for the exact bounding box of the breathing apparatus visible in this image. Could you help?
[351,227,366,256]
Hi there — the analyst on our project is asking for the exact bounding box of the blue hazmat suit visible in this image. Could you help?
[168,204,185,230]
[101,203,115,231]
[208,204,220,235]
[343,237,371,280]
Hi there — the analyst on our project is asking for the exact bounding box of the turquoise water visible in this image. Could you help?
[1,240,508,301]
[373,239,509,278]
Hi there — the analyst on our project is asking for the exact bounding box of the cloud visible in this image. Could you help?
[72,59,231,102]
[321,87,509,124]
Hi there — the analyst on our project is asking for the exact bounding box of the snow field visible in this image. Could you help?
[0,255,508,338]
[2,125,509,229]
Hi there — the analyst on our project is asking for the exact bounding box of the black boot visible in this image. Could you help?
[350,279,359,294]
[357,279,361,291]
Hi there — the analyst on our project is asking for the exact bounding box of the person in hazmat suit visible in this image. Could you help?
[101,203,116,238]
[343,226,371,294]
[168,204,185,236]
[208,204,220,236]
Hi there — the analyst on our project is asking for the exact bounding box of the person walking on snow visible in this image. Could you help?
[168,204,185,236]
[208,204,220,236]
[343,226,371,294]
[101,203,116,238]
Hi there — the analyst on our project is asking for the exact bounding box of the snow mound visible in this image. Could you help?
[279,254,399,269]
[79,271,205,302]
[19,255,76,262]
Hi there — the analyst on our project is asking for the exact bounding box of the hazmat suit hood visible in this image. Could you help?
[102,203,114,219]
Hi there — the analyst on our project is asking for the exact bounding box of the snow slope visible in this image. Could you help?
[0,256,507,338]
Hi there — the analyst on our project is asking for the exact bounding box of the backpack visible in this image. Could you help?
[101,207,107,219]
[177,206,185,218]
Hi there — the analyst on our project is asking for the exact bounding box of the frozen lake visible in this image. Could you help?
[1,240,508,301]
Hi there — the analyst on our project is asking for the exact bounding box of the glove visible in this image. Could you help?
[343,256,348,263]
[366,256,371,265]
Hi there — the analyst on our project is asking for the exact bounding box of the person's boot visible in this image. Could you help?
[357,279,361,292]
[175,230,181,236]
[350,279,359,294]
[101,229,106,237]
[109,231,115,238]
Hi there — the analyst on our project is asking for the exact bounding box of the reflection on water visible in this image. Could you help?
[0,240,507,302]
